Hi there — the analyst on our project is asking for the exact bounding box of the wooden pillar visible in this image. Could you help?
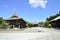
[13,25,14,29]
[7,25,10,29]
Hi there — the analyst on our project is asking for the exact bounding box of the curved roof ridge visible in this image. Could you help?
[4,12,22,20]
[11,12,20,18]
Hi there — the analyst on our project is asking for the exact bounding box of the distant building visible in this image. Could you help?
[50,16,60,28]
[33,23,38,27]
[31,22,38,27]
[4,13,26,29]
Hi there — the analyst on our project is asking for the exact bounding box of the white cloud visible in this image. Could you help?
[29,0,47,8]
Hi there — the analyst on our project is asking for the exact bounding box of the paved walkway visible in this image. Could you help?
[0,27,60,40]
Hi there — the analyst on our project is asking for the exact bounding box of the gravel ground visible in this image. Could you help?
[0,27,60,40]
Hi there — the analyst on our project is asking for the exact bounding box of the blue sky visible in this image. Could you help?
[0,0,60,22]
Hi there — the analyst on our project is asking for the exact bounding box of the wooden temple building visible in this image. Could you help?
[5,13,26,29]
[50,16,60,28]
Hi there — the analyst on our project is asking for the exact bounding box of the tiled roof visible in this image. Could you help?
[5,13,22,20]
[50,16,60,22]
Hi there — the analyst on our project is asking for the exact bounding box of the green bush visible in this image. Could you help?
[43,20,52,28]
[0,24,6,29]
[47,24,52,28]
[26,23,34,28]
[0,21,8,29]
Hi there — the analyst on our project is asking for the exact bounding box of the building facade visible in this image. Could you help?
[5,13,26,29]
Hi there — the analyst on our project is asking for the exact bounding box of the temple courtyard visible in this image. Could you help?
[0,27,60,40]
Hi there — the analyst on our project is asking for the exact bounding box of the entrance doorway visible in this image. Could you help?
[15,25,19,28]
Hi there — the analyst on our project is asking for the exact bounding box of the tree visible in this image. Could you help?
[46,11,60,21]
[38,22,44,27]
[26,22,34,27]
[0,17,3,24]
[44,20,52,28]
[0,17,9,29]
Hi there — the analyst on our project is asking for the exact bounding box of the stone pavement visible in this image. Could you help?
[0,27,60,40]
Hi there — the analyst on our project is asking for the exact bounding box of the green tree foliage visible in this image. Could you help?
[38,21,52,28]
[0,17,3,24]
[0,17,8,29]
[44,20,52,28]
[38,22,44,27]
[26,22,34,27]
[46,11,60,21]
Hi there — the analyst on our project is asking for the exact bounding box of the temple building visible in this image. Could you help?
[4,13,26,29]
[50,16,60,28]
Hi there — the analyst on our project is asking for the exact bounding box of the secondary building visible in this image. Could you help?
[50,16,60,28]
